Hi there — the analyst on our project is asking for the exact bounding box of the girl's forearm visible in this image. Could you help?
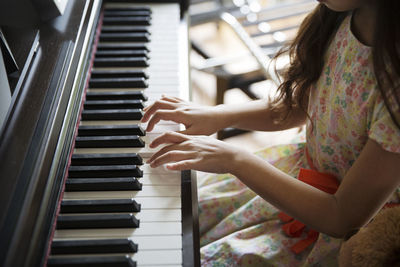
[230,150,346,237]
[214,99,307,132]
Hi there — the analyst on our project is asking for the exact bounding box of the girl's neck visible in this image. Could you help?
[351,4,377,46]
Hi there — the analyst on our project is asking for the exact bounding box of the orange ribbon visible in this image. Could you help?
[278,149,340,254]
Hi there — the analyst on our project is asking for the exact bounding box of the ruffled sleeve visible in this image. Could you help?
[368,98,400,154]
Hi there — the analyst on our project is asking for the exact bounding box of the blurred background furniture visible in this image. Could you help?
[189,0,316,139]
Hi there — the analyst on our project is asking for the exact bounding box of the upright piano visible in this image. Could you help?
[0,0,199,266]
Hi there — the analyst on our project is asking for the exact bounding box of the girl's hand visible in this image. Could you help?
[146,131,245,173]
[141,95,227,135]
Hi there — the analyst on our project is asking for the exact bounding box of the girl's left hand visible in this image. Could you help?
[147,131,244,173]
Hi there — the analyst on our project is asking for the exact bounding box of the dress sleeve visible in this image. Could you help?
[368,98,400,154]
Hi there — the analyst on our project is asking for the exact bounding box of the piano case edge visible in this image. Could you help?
[0,0,102,266]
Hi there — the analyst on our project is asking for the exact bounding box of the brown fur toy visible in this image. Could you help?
[339,206,400,267]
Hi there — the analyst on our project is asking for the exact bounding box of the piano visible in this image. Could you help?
[0,0,199,266]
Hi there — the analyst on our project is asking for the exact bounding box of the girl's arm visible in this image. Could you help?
[141,96,307,135]
[148,133,400,237]
[231,138,400,237]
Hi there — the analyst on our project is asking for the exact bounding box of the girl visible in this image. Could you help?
[142,0,400,265]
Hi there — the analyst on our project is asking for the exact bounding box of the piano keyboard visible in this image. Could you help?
[47,3,192,267]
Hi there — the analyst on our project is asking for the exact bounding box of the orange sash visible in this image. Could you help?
[278,149,340,254]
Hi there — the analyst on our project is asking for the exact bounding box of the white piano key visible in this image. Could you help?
[132,250,182,265]
[139,173,181,185]
[140,164,180,174]
[134,209,181,222]
[63,185,180,199]
[54,221,182,238]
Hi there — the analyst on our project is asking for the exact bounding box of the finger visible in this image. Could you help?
[161,95,184,103]
[146,110,186,132]
[177,126,197,135]
[149,151,196,168]
[166,159,199,171]
[149,131,189,148]
[141,99,178,123]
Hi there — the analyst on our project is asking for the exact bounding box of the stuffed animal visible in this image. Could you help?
[339,206,400,267]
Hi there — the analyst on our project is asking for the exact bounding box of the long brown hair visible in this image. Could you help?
[271,2,400,129]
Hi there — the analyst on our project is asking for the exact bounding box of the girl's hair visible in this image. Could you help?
[271,1,400,129]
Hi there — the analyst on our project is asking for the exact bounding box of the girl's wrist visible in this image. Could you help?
[212,104,238,129]
[228,149,255,176]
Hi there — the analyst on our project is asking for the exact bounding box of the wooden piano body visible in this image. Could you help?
[0,0,199,266]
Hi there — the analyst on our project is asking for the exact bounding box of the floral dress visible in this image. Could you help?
[198,14,400,267]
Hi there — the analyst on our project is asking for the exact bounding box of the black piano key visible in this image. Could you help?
[93,57,148,68]
[51,239,138,254]
[95,50,149,58]
[101,25,149,33]
[103,10,151,17]
[56,214,140,229]
[85,91,147,101]
[71,153,143,165]
[75,136,145,148]
[48,255,136,267]
[104,6,151,12]
[89,77,148,88]
[84,100,145,110]
[97,42,149,51]
[99,32,150,42]
[81,109,143,120]
[78,125,145,137]
[90,69,148,79]
[60,199,141,213]
[65,178,142,191]
[68,165,143,178]
[102,16,151,26]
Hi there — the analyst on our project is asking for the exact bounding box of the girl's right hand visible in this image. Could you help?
[141,95,227,135]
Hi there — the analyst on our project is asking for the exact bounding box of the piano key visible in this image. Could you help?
[52,235,181,251]
[56,214,140,229]
[84,100,145,110]
[71,153,143,166]
[55,221,181,238]
[102,16,151,26]
[85,91,147,101]
[96,43,149,51]
[63,185,180,199]
[81,109,143,120]
[65,178,142,191]
[79,121,178,133]
[73,131,178,157]
[93,57,148,68]
[90,69,148,79]
[47,255,136,267]
[51,239,138,254]
[103,10,151,17]
[61,199,141,213]
[89,78,148,88]
[49,250,184,267]
[62,196,181,209]
[75,136,145,148]
[68,165,143,178]
[100,26,150,34]
[99,33,150,42]
[103,6,151,13]
[78,125,145,137]
[95,50,149,58]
